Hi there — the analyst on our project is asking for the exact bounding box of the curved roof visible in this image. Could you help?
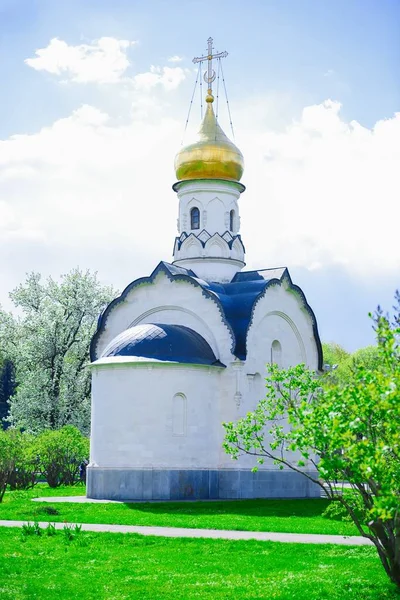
[174,95,244,183]
[99,323,224,367]
[91,261,323,369]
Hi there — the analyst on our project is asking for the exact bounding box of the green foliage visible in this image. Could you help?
[0,269,115,434]
[45,522,57,536]
[21,521,43,537]
[322,342,381,386]
[1,484,361,536]
[0,358,16,428]
[36,505,60,516]
[7,433,39,491]
[0,528,397,600]
[62,522,82,542]
[224,296,400,586]
[322,341,351,367]
[0,426,88,501]
[35,426,89,488]
[322,493,365,523]
[0,429,20,501]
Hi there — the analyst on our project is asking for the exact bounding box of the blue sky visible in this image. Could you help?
[0,0,399,350]
[1,0,399,136]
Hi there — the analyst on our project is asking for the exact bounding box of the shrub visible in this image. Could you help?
[0,429,20,501]
[8,433,39,491]
[36,426,89,488]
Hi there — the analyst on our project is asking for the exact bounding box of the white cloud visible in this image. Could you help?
[236,99,400,277]
[133,65,187,91]
[25,37,136,83]
[168,55,183,63]
[0,90,399,315]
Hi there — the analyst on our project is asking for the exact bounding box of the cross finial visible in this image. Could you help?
[192,37,228,97]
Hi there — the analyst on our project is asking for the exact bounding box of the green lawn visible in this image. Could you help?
[0,527,397,600]
[0,485,361,536]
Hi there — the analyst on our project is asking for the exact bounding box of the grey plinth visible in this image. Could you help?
[86,468,320,501]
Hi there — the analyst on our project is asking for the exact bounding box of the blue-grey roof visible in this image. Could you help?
[91,261,323,369]
[194,269,286,361]
[100,323,224,367]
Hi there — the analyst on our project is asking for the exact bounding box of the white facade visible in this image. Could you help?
[88,262,322,500]
[88,66,323,500]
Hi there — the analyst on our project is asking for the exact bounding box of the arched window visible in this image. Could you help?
[230,209,235,232]
[172,393,187,436]
[271,340,282,367]
[190,207,200,230]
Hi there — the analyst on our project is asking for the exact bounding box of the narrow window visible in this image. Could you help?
[230,209,235,232]
[190,207,200,230]
[172,393,187,436]
[271,340,282,367]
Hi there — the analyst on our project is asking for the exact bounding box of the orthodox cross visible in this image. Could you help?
[192,37,228,95]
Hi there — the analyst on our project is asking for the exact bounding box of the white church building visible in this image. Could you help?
[87,40,323,501]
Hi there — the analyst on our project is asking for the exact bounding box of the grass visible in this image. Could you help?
[0,484,362,536]
[0,527,398,600]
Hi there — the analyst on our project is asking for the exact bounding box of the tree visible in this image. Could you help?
[0,429,20,501]
[0,358,16,428]
[0,269,115,434]
[7,432,39,491]
[322,341,380,385]
[36,426,89,487]
[322,341,350,368]
[223,296,400,587]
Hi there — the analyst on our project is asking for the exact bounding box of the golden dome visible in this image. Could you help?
[174,95,244,183]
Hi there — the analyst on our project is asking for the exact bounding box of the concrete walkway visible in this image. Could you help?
[0,520,373,546]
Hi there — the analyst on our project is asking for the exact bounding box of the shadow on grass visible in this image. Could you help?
[122,498,332,519]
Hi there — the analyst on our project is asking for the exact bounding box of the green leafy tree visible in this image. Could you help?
[0,429,20,501]
[7,432,39,491]
[322,342,351,368]
[0,358,16,428]
[322,341,380,385]
[36,425,89,488]
[0,269,115,434]
[224,298,400,587]
[352,345,380,371]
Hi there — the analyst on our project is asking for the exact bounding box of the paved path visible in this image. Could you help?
[0,520,373,546]
[32,496,121,504]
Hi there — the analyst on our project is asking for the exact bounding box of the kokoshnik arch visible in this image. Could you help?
[88,38,323,501]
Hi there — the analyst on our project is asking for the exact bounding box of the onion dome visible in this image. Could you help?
[100,323,224,366]
[174,94,244,183]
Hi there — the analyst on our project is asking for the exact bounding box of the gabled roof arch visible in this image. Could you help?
[90,261,236,361]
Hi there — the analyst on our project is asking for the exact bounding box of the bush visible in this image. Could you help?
[8,433,39,491]
[36,426,89,488]
[0,429,20,501]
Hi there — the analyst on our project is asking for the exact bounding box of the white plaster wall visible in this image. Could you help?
[245,281,320,376]
[173,180,245,281]
[173,257,244,283]
[177,180,242,237]
[94,270,235,365]
[90,364,225,469]
[90,360,267,472]
[91,271,320,475]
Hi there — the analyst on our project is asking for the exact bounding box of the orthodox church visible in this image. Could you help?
[87,40,323,501]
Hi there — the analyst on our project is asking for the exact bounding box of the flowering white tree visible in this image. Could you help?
[0,269,115,434]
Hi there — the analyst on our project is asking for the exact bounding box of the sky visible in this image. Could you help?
[0,0,399,351]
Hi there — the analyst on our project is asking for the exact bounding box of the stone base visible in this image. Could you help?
[87,468,320,501]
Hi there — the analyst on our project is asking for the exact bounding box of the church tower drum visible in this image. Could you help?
[172,40,246,283]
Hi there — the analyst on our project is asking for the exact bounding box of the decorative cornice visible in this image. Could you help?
[172,178,246,194]
[174,230,245,252]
